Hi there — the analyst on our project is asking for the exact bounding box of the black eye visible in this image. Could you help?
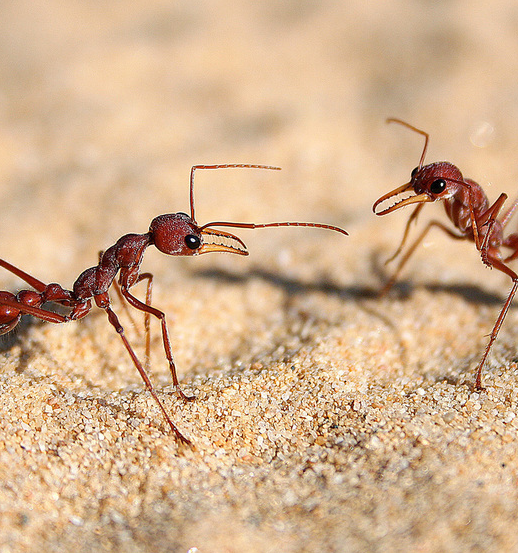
[430,179,446,194]
[185,235,201,250]
[411,167,418,178]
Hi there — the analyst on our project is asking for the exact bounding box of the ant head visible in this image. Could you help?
[150,164,347,258]
[149,213,249,257]
[373,161,464,215]
[411,161,463,198]
[373,119,465,216]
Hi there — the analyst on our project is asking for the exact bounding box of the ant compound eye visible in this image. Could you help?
[430,179,446,194]
[185,234,201,250]
[411,167,418,179]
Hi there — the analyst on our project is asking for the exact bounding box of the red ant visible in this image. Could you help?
[0,164,348,445]
[373,119,518,390]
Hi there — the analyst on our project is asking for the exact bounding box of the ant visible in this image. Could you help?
[0,164,348,445]
[373,118,518,390]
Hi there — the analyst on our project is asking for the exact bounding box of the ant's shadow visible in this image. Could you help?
[370,251,507,307]
[193,264,512,380]
[194,264,507,309]
[193,267,376,300]
[0,317,35,353]
[424,282,506,307]
[1,264,510,366]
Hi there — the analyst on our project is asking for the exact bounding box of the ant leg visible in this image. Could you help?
[113,274,153,369]
[0,295,70,336]
[476,193,508,267]
[0,259,75,310]
[119,287,195,402]
[113,279,134,322]
[381,220,464,296]
[101,251,143,334]
[135,273,153,370]
[112,279,143,337]
[102,304,191,445]
[385,203,424,264]
[0,294,90,336]
[0,258,48,292]
[473,254,518,389]
[458,181,505,252]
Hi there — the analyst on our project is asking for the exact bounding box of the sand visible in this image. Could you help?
[1,1,518,551]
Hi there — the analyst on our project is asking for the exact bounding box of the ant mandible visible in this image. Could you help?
[373,118,518,390]
[0,164,348,445]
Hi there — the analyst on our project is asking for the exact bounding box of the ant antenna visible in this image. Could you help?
[189,164,281,222]
[189,164,347,236]
[199,220,349,235]
[387,118,430,170]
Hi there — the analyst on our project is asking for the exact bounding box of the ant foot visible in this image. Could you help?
[176,386,196,402]
[176,432,195,450]
[473,374,485,392]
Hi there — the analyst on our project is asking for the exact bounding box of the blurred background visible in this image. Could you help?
[2,1,518,550]
[2,0,518,287]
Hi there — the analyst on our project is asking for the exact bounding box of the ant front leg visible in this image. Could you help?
[473,253,518,389]
[381,220,465,296]
[476,193,508,267]
[385,203,424,265]
[119,285,195,402]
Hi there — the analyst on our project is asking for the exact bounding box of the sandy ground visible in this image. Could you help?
[1,1,518,551]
